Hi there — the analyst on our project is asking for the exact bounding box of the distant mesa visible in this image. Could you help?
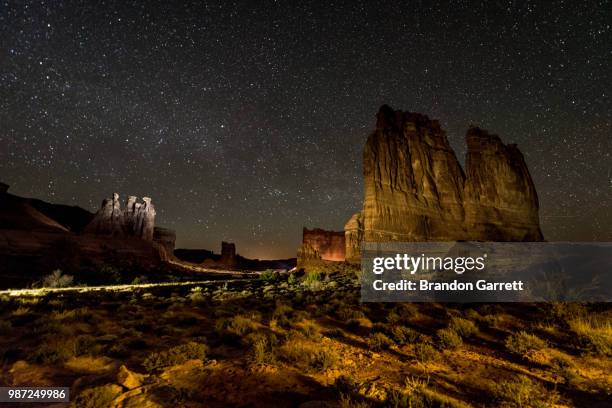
[343,105,543,262]
[174,241,295,271]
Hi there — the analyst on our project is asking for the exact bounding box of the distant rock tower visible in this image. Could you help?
[220,241,237,267]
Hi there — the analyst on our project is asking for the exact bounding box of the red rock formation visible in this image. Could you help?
[344,213,363,263]
[220,241,237,267]
[302,227,345,261]
[346,105,543,259]
[464,127,543,241]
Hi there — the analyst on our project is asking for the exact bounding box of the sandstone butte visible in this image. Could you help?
[344,105,543,262]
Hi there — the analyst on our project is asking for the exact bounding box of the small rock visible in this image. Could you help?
[117,365,144,390]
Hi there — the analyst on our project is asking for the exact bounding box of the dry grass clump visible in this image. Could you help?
[567,314,612,356]
[215,314,258,342]
[142,341,208,372]
[436,328,463,350]
[505,331,547,357]
[493,374,558,407]
[414,342,440,363]
[368,332,394,351]
[279,336,339,371]
[449,316,478,338]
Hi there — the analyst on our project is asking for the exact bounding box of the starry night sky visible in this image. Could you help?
[1,1,610,258]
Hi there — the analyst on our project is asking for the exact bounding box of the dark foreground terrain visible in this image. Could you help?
[0,267,610,407]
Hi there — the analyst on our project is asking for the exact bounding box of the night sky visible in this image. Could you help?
[1,1,610,259]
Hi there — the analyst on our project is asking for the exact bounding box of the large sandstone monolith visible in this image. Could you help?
[463,127,543,241]
[362,105,467,243]
[345,105,543,260]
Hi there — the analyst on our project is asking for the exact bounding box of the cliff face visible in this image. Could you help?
[362,105,466,243]
[463,127,543,241]
[346,105,543,259]
[302,227,345,261]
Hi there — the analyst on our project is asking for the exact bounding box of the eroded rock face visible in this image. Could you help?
[346,105,543,259]
[297,242,321,265]
[85,194,157,241]
[362,105,467,243]
[302,227,345,261]
[464,127,543,241]
[344,212,363,262]
[84,193,126,236]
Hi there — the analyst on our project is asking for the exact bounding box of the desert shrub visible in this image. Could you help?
[372,323,419,345]
[368,332,393,351]
[493,375,557,407]
[33,336,77,364]
[390,326,420,345]
[143,342,208,372]
[42,269,74,288]
[301,272,325,291]
[298,320,320,340]
[260,269,279,282]
[11,306,31,317]
[449,317,478,338]
[325,328,345,338]
[280,339,338,371]
[387,304,419,324]
[249,332,277,365]
[505,331,547,357]
[436,328,463,350]
[313,348,339,370]
[414,343,440,363]
[287,273,298,285]
[567,315,612,356]
[96,265,122,284]
[216,314,257,337]
[70,384,122,408]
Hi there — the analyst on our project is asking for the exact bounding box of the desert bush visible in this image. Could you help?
[505,331,547,357]
[42,269,74,288]
[312,348,339,370]
[298,320,320,340]
[260,269,279,282]
[216,314,257,337]
[414,343,440,363]
[372,323,419,345]
[287,273,298,285]
[436,328,463,350]
[368,332,393,351]
[249,332,277,365]
[567,315,612,356]
[33,336,77,364]
[337,307,366,321]
[493,375,557,407]
[280,339,338,371]
[96,265,121,284]
[449,317,478,338]
[143,341,208,372]
[70,384,122,408]
[387,303,419,324]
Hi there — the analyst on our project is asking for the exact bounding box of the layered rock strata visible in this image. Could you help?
[346,105,543,260]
